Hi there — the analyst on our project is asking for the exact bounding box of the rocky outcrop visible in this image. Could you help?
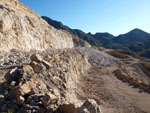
[0,0,77,51]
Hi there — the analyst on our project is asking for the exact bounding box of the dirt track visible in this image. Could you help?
[77,67,150,113]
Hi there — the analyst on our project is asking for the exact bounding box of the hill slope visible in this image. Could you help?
[0,0,91,51]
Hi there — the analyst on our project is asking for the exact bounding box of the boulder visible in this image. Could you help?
[56,104,76,113]
[30,61,38,70]
[20,81,32,95]
[8,81,32,100]
[4,67,20,82]
[21,65,34,81]
[31,54,43,63]
[74,99,101,113]
[32,63,46,73]
[17,96,25,105]
[42,93,57,106]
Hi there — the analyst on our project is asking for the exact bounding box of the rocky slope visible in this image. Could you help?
[0,0,90,51]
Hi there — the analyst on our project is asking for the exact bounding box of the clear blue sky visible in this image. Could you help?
[20,0,150,36]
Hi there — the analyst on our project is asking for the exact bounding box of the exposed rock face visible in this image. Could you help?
[0,0,76,51]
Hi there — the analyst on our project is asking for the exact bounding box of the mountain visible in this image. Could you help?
[42,16,150,58]
[93,32,114,46]
[109,29,150,56]
[113,28,150,44]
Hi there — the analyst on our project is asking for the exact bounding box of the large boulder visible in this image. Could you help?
[74,99,101,113]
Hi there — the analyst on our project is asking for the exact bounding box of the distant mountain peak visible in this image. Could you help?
[128,28,148,34]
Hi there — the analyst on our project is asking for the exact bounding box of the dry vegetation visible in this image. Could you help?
[114,69,150,93]
[118,50,139,58]
[92,46,106,51]
[140,62,150,71]
[106,51,129,59]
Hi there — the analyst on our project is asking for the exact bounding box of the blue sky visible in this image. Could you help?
[20,0,150,36]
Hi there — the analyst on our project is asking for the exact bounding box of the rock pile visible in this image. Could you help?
[0,50,102,113]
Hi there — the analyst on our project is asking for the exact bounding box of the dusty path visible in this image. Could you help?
[77,67,150,113]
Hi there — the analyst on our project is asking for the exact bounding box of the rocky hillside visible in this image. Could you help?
[0,0,90,51]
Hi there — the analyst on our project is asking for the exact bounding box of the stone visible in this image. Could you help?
[30,61,38,70]
[33,63,46,73]
[8,81,32,100]
[17,96,25,105]
[31,54,43,63]
[42,93,57,106]
[82,108,90,113]
[8,81,16,89]
[20,81,32,95]
[21,65,34,81]
[11,81,16,86]
[26,94,44,104]
[42,60,53,69]
[56,104,76,113]
[0,95,4,101]
[53,88,60,97]
[4,67,20,82]
[74,99,101,113]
